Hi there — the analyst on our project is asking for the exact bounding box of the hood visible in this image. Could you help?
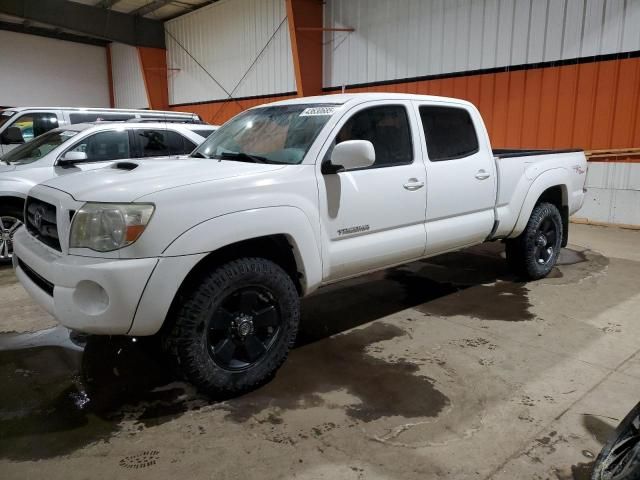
[0,163,15,173]
[40,158,286,202]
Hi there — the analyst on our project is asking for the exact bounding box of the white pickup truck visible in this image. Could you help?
[13,93,587,396]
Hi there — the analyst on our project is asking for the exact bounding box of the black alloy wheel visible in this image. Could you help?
[208,286,282,371]
[533,217,558,265]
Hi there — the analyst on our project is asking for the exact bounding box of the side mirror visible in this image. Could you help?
[58,151,88,165]
[323,140,375,174]
[1,126,25,145]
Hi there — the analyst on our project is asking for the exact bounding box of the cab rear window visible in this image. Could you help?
[419,106,479,161]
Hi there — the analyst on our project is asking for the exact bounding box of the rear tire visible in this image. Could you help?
[164,257,300,398]
[0,205,23,264]
[505,202,563,280]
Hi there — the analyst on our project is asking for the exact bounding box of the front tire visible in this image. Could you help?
[165,257,300,398]
[505,202,563,280]
[0,205,23,264]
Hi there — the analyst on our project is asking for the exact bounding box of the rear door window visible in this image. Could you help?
[67,130,131,162]
[136,129,195,157]
[167,131,196,154]
[419,106,479,161]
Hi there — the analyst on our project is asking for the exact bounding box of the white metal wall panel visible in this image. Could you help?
[109,43,149,109]
[0,30,110,107]
[575,162,640,226]
[324,0,640,88]
[165,0,295,105]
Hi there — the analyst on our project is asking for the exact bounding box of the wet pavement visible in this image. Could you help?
[1,226,640,479]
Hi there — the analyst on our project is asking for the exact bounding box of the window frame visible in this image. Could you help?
[325,103,416,171]
[418,104,480,162]
[56,128,133,165]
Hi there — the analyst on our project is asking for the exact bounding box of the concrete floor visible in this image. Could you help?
[1,223,639,479]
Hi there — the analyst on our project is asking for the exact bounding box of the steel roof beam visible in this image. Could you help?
[0,0,165,48]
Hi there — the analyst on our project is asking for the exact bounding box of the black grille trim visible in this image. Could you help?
[17,258,54,296]
[25,197,61,251]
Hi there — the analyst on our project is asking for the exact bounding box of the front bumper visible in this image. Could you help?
[13,227,158,335]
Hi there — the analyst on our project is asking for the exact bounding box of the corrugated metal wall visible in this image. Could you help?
[0,30,110,107]
[109,43,150,109]
[324,0,640,88]
[165,0,296,106]
[578,161,640,226]
[322,0,640,226]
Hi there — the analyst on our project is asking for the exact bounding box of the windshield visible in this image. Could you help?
[0,110,16,130]
[2,129,79,165]
[192,104,340,164]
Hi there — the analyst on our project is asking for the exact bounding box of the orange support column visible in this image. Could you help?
[137,47,169,111]
[286,0,323,97]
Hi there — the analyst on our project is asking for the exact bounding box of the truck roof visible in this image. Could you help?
[263,92,475,108]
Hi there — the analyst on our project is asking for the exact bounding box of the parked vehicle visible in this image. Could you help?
[0,122,217,261]
[12,93,587,396]
[0,107,203,156]
[591,402,640,479]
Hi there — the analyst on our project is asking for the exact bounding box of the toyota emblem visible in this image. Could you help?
[33,208,44,230]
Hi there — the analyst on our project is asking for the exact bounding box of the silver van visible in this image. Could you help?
[0,107,202,156]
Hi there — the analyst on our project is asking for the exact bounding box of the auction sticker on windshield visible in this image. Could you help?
[300,106,338,116]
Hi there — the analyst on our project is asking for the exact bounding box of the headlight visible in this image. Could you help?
[69,203,154,252]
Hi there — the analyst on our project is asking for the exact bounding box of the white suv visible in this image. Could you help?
[0,121,217,261]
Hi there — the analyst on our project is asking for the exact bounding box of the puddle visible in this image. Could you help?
[223,322,450,424]
[0,334,196,461]
[414,280,534,321]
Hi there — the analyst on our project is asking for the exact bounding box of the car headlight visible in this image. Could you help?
[69,203,155,252]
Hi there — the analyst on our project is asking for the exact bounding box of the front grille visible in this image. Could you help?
[25,197,60,251]
[17,258,54,296]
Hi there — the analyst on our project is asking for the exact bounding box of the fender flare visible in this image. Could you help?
[510,168,569,238]
[162,206,323,293]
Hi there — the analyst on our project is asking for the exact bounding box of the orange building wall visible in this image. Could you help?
[171,56,640,152]
[337,57,640,152]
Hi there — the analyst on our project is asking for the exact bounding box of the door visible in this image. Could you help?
[317,102,427,281]
[414,103,496,255]
[0,111,59,154]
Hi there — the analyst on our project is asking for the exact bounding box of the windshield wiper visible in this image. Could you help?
[190,151,210,159]
[215,152,272,164]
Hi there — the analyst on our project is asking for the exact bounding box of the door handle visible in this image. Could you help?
[475,169,491,180]
[403,178,425,190]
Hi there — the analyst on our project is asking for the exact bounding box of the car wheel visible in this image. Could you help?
[165,257,300,398]
[0,206,23,264]
[505,202,563,280]
[591,402,640,480]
